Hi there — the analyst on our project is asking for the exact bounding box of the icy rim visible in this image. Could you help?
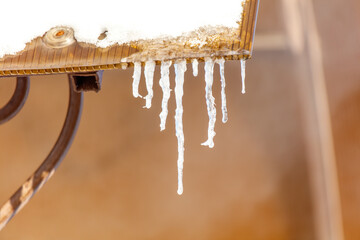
[0,0,246,59]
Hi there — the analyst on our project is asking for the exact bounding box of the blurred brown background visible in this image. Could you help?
[1,0,360,239]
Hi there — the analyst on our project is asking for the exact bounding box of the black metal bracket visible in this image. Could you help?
[68,70,103,93]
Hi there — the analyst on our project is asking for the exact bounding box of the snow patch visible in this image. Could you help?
[0,0,245,58]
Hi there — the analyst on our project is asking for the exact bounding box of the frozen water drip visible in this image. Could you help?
[201,58,216,148]
[192,59,199,77]
[132,62,142,98]
[215,58,228,123]
[159,61,172,131]
[241,59,246,94]
[144,61,156,108]
[174,60,187,195]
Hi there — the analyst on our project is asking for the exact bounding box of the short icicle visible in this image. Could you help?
[174,60,187,195]
[159,61,172,131]
[201,58,216,148]
[121,63,128,70]
[241,59,246,94]
[144,60,156,108]
[192,59,198,77]
[215,58,228,123]
[132,62,142,98]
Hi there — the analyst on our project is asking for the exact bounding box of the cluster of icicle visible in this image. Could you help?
[132,58,246,195]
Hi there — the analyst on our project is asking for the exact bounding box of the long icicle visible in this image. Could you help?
[144,60,156,108]
[216,58,228,123]
[241,59,246,94]
[159,61,172,131]
[174,60,187,195]
[132,62,142,98]
[201,58,216,148]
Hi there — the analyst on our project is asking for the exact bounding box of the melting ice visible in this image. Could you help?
[192,59,198,77]
[241,59,246,94]
[201,58,217,148]
[144,61,156,108]
[159,61,172,131]
[131,58,246,194]
[174,60,187,195]
[132,62,142,98]
[215,58,228,123]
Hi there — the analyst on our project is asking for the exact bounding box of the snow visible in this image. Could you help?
[0,0,245,58]
[159,61,172,131]
[201,58,217,148]
[174,60,187,195]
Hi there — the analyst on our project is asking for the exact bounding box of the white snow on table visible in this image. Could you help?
[0,0,245,58]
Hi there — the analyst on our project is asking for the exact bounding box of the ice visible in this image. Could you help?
[144,60,156,109]
[174,60,187,195]
[132,62,142,98]
[159,61,172,131]
[201,58,217,148]
[241,59,246,94]
[121,63,128,70]
[192,59,199,77]
[215,58,228,123]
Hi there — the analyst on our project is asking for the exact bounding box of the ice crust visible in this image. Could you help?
[0,0,245,58]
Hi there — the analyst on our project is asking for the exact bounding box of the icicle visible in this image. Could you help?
[144,60,156,108]
[191,59,198,77]
[215,58,228,123]
[121,63,128,69]
[132,62,142,98]
[241,58,246,94]
[201,58,216,148]
[159,61,172,131]
[174,60,187,195]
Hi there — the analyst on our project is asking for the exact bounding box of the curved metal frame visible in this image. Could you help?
[0,76,30,124]
[0,76,83,230]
